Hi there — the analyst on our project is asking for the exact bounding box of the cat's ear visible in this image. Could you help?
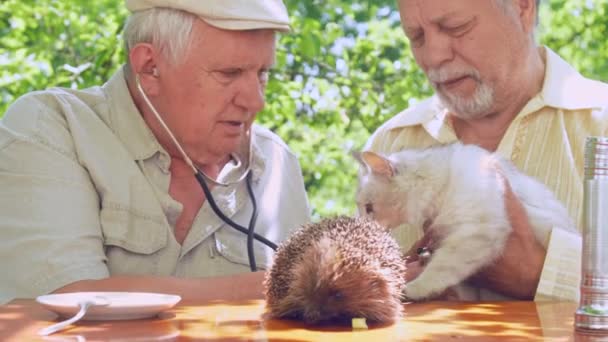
[360,151,395,178]
[351,151,365,167]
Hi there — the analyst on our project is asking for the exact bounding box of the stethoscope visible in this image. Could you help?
[135,73,277,272]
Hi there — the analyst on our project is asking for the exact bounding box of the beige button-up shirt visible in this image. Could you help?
[365,47,608,301]
[0,68,311,304]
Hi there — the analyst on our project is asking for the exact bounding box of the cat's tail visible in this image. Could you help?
[501,162,577,247]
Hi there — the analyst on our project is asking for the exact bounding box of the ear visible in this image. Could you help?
[512,0,537,34]
[361,151,395,178]
[351,151,365,167]
[129,42,162,96]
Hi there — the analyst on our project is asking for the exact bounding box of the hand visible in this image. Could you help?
[403,232,435,282]
[471,175,546,299]
[403,233,461,301]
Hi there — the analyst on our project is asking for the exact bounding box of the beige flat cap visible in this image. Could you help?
[125,0,290,31]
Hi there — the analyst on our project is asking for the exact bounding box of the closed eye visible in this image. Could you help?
[442,24,469,36]
[440,18,476,37]
[210,68,270,86]
[209,68,243,85]
[219,68,243,77]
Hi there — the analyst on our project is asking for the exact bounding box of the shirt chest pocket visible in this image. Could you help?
[100,203,168,254]
[99,203,173,275]
[95,167,170,256]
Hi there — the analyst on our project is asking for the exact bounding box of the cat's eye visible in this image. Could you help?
[365,203,374,215]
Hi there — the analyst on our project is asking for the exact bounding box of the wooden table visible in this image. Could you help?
[0,299,604,341]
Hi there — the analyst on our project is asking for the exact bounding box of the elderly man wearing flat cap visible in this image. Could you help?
[0,0,311,303]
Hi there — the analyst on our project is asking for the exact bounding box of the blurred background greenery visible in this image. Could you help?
[1,0,607,219]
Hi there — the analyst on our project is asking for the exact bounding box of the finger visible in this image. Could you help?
[405,232,435,257]
[404,254,418,263]
[404,260,424,282]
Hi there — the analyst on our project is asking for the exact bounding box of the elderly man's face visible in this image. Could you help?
[155,20,275,164]
[398,0,533,119]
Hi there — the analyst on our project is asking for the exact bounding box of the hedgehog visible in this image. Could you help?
[263,216,407,325]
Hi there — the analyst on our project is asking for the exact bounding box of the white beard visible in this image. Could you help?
[436,80,494,120]
[427,67,495,120]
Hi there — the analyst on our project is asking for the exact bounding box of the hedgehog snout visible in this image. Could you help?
[301,289,348,324]
[302,304,342,324]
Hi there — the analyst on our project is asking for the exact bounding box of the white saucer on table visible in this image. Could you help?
[36,292,181,321]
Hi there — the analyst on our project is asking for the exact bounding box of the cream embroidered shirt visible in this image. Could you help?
[364,47,608,302]
[0,67,311,304]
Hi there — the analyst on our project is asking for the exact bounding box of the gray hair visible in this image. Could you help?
[123,7,197,72]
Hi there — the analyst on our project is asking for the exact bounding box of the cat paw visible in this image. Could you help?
[404,278,457,301]
[403,281,432,301]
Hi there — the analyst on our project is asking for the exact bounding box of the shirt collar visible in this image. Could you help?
[381,95,457,142]
[103,66,265,182]
[380,46,605,136]
[537,46,607,111]
[381,96,441,132]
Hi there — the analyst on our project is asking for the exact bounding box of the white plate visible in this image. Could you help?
[36,292,181,321]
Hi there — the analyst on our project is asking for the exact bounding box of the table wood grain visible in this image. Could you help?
[0,299,605,341]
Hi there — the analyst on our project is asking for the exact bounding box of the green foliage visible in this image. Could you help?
[540,0,608,80]
[1,0,607,219]
[0,0,127,104]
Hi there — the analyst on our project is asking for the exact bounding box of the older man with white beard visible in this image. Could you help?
[364,0,608,301]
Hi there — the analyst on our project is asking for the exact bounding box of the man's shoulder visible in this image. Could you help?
[2,86,106,136]
[371,96,438,136]
[2,89,71,137]
[544,47,608,110]
[364,96,439,151]
[561,74,608,109]
[7,85,105,112]
[252,124,297,158]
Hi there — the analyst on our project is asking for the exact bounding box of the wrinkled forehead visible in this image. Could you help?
[187,21,277,66]
[398,0,494,28]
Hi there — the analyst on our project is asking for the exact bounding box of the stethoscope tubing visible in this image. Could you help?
[135,73,277,272]
[195,168,278,272]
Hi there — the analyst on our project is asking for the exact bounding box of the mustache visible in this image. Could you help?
[427,67,481,84]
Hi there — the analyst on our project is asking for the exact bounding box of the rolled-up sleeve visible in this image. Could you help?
[0,96,108,304]
[534,227,582,302]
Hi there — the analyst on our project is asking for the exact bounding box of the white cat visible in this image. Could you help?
[353,142,577,300]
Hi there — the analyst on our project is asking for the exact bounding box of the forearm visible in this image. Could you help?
[477,172,546,300]
[534,228,582,301]
[477,241,545,299]
[53,272,267,301]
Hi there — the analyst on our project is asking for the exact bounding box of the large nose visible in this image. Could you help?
[234,72,266,114]
[415,31,454,71]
